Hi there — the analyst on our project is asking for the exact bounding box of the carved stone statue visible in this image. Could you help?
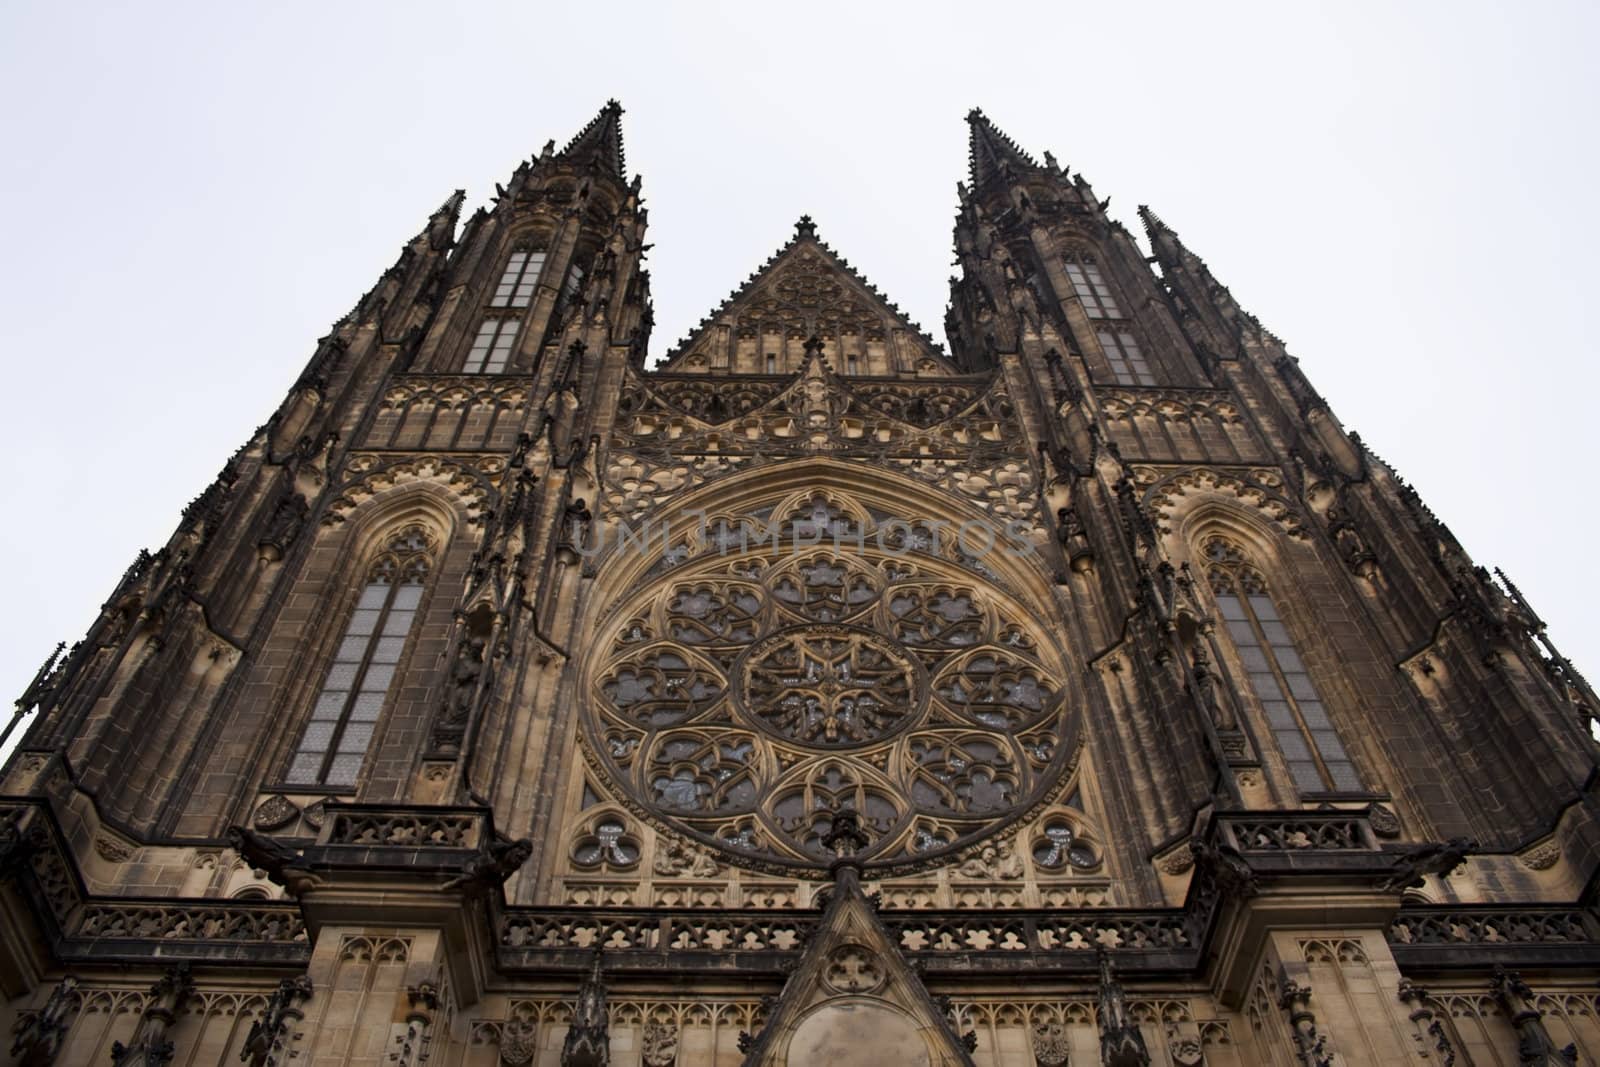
[563,497,594,551]
[257,488,309,562]
[241,975,314,1067]
[1030,1022,1071,1067]
[561,951,610,1067]
[1055,506,1094,572]
[641,1021,678,1067]
[111,963,194,1067]
[957,838,1023,881]
[1490,967,1578,1066]
[1097,949,1150,1067]
[10,975,78,1066]
[435,633,488,751]
[652,835,719,878]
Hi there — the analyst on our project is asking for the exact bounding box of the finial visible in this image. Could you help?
[802,334,826,359]
[823,808,870,859]
[795,215,817,240]
[966,107,985,122]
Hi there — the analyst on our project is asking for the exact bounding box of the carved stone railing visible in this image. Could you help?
[77,900,307,942]
[885,911,1195,963]
[60,899,310,965]
[499,909,815,961]
[319,804,485,850]
[1388,906,1600,969]
[1218,812,1378,853]
[495,906,1198,974]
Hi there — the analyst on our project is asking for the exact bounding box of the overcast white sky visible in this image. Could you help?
[1,2,1596,733]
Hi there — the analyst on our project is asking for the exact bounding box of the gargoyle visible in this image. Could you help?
[1190,836,1258,900]
[1379,837,1477,892]
[225,826,316,895]
[442,834,532,893]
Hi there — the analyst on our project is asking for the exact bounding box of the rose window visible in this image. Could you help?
[739,626,918,747]
[584,492,1074,873]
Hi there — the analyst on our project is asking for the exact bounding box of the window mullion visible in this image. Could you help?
[1238,585,1335,791]
[317,580,397,783]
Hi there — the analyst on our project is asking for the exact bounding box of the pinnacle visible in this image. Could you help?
[436,189,466,216]
[965,107,1038,188]
[1137,204,1174,239]
[557,100,627,180]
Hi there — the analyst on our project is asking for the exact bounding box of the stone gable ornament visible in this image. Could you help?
[1097,949,1150,1067]
[1030,1021,1071,1066]
[498,1020,537,1067]
[10,975,79,1067]
[561,950,610,1067]
[251,794,299,833]
[641,1021,678,1067]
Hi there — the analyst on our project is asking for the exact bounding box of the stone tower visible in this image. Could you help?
[3,103,1598,1066]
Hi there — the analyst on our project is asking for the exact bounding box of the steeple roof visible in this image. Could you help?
[966,107,1038,188]
[558,99,627,180]
[658,216,956,374]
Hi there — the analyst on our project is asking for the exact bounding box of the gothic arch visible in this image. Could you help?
[1171,503,1371,798]
[589,457,1057,611]
[323,453,495,528]
[262,492,456,791]
[1171,498,1291,574]
[1137,465,1307,542]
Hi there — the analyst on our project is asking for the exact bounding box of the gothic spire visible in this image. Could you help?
[966,107,1038,188]
[558,99,627,180]
[423,189,466,252]
[1138,202,1260,352]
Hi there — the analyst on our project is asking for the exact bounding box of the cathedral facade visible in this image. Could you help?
[3,102,1598,1065]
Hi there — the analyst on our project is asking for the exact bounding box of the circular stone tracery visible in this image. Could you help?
[584,492,1075,873]
[738,625,922,748]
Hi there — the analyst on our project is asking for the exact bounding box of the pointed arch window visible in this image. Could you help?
[1097,329,1156,386]
[464,318,519,374]
[491,249,546,308]
[286,527,434,787]
[1064,255,1122,318]
[1203,537,1361,794]
[557,265,585,319]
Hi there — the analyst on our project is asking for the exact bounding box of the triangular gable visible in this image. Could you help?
[657,218,960,378]
[741,866,975,1067]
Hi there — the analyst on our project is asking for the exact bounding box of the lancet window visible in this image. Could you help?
[490,249,546,308]
[1063,255,1122,318]
[463,317,519,374]
[1203,537,1360,794]
[1097,328,1155,386]
[286,527,434,787]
